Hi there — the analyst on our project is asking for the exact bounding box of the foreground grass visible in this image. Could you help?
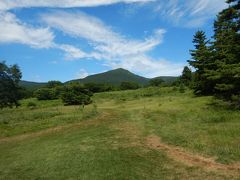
[0,98,98,137]
[0,87,239,179]
[95,88,240,164]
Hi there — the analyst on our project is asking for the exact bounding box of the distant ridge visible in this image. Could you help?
[20,68,178,89]
[70,68,150,85]
[152,76,178,83]
[19,80,47,90]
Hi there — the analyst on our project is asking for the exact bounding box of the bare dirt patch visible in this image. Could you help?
[146,135,240,177]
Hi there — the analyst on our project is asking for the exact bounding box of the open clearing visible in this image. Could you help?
[0,87,240,179]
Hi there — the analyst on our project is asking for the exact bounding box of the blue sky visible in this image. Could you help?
[0,0,227,82]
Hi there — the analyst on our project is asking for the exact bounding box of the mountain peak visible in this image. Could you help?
[72,68,149,85]
[111,68,130,72]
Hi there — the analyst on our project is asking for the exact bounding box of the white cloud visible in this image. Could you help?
[153,0,227,27]
[108,55,184,77]
[0,11,96,61]
[0,11,54,48]
[49,60,58,64]
[55,44,89,60]
[0,0,154,10]
[30,74,42,82]
[53,44,103,60]
[42,11,165,56]
[75,69,89,79]
[41,11,182,76]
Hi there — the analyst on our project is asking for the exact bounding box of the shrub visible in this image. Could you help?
[91,103,98,115]
[34,88,58,100]
[84,83,114,93]
[231,95,240,109]
[62,91,92,105]
[27,102,37,109]
[172,86,178,91]
[61,83,92,106]
[120,81,140,90]
[46,81,63,88]
[149,78,164,87]
[179,84,186,93]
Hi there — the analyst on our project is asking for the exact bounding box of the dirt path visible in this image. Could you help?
[112,118,240,177]
[0,112,109,144]
[146,135,240,177]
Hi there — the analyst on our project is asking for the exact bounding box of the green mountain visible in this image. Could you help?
[153,76,178,83]
[19,81,47,90]
[20,68,178,88]
[71,68,150,85]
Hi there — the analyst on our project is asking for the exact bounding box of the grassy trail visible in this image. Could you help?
[0,88,240,179]
[0,112,110,143]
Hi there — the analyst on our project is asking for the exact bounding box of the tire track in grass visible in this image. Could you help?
[146,135,240,177]
[0,112,110,144]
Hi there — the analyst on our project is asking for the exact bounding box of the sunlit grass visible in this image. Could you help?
[0,87,239,179]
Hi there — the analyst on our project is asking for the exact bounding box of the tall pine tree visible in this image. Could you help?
[180,66,192,87]
[209,0,240,103]
[188,31,214,95]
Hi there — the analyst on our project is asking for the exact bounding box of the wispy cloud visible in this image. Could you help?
[0,0,154,10]
[75,69,89,79]
[153,0,227,27]
[30,74,42,82]
[0,11,54,48]
[42,11,183,77]
[55,44,103,60]
[0,11,98,61]
[49,60,58,64]
[42,11,165,55]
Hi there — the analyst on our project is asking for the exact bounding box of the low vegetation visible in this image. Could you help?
[0,87,239,179]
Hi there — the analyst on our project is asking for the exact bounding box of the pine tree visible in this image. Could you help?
[188,31,214,95]
[180,66,192,86]
[209,0,240,102]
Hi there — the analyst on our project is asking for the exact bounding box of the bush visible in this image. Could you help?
[62,92,92,105]
[120,81,140,90]
[61,83,92,106]
[84,83,114,93]
[27,102,37,109]
[149,78,164,87]
[179,84,186,93]
[46,81,63,88]
[34,88,58,100]
[231,95,240,109]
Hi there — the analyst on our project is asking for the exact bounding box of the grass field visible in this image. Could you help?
[0,87,240,179]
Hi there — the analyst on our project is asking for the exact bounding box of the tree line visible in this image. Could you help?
[180,0,240,108]
[0,61,169,108]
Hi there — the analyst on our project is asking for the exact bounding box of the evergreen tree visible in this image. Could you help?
[180,66,192,86]
[209,0,240,102]
[188,31,214,95]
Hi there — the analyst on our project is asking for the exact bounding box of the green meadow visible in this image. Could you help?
[0,87,240,179]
